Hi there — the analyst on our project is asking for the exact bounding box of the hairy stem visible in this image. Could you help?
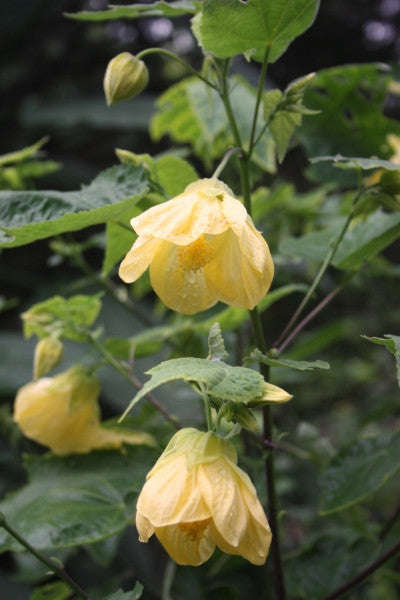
[0,513,90,600]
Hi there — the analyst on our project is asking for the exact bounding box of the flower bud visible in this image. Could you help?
[33,337,64,379]
[104,52,149,106]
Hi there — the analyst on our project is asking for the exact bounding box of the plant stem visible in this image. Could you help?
[273,210,354,351]
[212,147,242,179]
[248,45,270,159]
[323,541,400,600]
[87,332,181,429]
[136,48,219,91]
[0,513,90,600]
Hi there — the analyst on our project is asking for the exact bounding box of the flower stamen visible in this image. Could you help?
[177,235,215,272]
[178,518,212,542]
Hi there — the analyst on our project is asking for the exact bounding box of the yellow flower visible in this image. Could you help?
[136,428,271,566]
[119,178,274,315]
[13,366,154,455]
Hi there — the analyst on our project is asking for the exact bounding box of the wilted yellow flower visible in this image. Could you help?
[13,366,154,455]
[119,178,274,314]
[136,428,271,566]
[104,52,149,106]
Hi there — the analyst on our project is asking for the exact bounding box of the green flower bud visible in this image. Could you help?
[104,52,149,106]
[33,336,64,379]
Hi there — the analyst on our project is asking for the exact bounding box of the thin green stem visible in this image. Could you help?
[0,513,90,600]
[273,209,355,351]
[136,48,219,91]
[87,332,181,429]
[212,147,242,179]
[248,45,271,158]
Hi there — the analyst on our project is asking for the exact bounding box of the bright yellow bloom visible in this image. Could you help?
[119,178,274,315]
[136,428,271,566]
[13,366,154,455]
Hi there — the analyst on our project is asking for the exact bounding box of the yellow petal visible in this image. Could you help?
[149,240,217,314]
[155,521,215,566]
[119,235,161,283]
[136,510,154,542]
[197,459,247,547]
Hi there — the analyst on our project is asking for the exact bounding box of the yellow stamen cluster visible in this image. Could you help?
[177,235,215,272]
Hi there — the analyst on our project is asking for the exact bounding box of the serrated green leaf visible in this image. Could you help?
[31,581,72,600]
[66,1,196,21]
[319,431,400,514]
[104,583,143,600]
[0,446,159,553]
[22,294,102,342]
[263,89,283,121]
[150,76,275,172]
[120,357,267,418]
[153,155,198,197]
[310,154,400,171]
[362,334,400,386]
[270,110,302,163]
[247,348,330,371]
[299,64,400,182]
[0,165,148,248]
[195,0,320,63]
[207,322,228,361]
[280,209,400,270]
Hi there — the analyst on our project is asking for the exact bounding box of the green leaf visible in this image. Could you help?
[246,348,330,371]
[299,64,400,181]
[153,155,198,197]
[195,0,320,63]
[270,110,302,163]
[310,154,400,171]
[31,581,72,600]
[105,322,193,359]
[0,137,50,167]
[150,76,275,172]
[121,357,266,418]
[104,583,143,600]
[22,294,102,342]
[362,334,400,387]
[280,209,400,270]
[0,164,148,248]
[207,322,228,361]
[0,446,159,553]
[319,431,400,514]
[66,1,196,21]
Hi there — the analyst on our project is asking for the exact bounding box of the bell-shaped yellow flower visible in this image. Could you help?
[119,178,274,315]
[13,366,154,455]
[136,428,271,566]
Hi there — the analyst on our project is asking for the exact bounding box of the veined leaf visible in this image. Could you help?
[66,1,196,21]
[280,209,400,270]
[362,334,400,386]
[319,431,400,514]
[120,357,267,419]
[150,76,275,172]
[246,348,330,371]
[310,154,400,171]
[0,446,159,553]
[0,164,148,248]
[104,583,143,600]
[194,0,320,63]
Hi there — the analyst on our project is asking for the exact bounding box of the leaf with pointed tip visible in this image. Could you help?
[194,0,320,63]
[0,165,148,248]
[207,322,228,361]
[362,334,400,387]
[66,1,196,21]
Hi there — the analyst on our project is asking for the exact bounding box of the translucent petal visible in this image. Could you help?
[149,240,217,314]
[197,459,247,546]
[131,191,229,244]
[135,511,154,542]
[155,522,215,566]
[118,235,162,283]
[136,456,210,526]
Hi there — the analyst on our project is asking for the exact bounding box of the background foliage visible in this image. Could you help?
[1,1,400,599]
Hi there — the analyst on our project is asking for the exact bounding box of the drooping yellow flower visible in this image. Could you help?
[119,178,274,315]
[136,428,271,566]
[13,366,154,455]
